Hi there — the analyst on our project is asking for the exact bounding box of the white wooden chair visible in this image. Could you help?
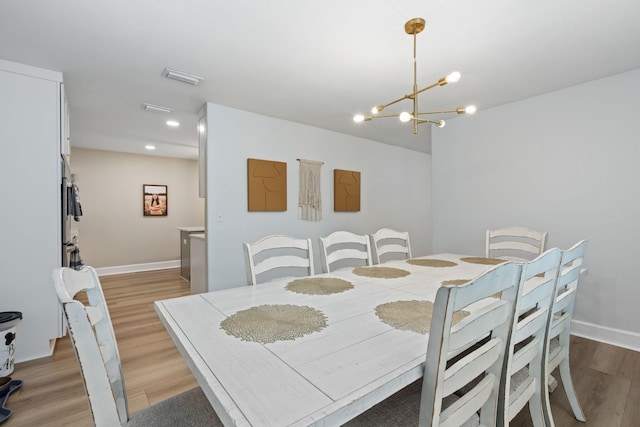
[52,266,221,427]
[369,228,412,264]
[243,234,315,285]
[486,226,548,262]
[318,230,372,273]
[499,247,562,427]
[543,240,588,425]
[346,261,522,426]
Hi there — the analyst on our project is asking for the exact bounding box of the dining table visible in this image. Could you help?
[154,253,504,426]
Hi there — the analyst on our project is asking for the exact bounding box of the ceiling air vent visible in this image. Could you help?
[142,103,173,113]
[162,68,204,86]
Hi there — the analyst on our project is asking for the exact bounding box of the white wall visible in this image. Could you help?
[0,60,63,362]
[204,103,432,290]
[72,148,204,269]
[432,69,640,350]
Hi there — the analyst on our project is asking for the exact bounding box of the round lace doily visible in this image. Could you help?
[353,266,410,279]
[441,279,470,286]
[220,304,327,344]
[286,277,353,295]
[407,259,458,268]
[375,300,469,334]
[459,257,505,265]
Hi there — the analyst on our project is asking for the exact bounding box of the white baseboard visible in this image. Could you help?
[95,260,180,276]
[571,319,640,352]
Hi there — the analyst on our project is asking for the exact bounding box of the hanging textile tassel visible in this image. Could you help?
[298,159,323,221]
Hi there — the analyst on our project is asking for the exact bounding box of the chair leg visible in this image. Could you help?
[558,356,586,422]
[541,378,556,427]
[528,382,548,427]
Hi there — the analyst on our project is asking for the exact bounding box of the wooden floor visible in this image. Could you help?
[5,268,197,427]
[4,268,640,426]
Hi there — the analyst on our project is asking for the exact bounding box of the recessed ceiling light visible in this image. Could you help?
[142,103,173,114]
[145,145,156,150]
[166,120,180,127]
[162,68,204,86]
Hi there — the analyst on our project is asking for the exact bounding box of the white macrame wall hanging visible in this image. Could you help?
[298,159,323,221]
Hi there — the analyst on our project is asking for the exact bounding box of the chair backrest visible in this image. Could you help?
[52,266,128,427]
[547,240,587,366]
[486,226,548,262]
[499,247,562,425]
[370,228,412,264]
[318,231,372,273]
[418,261,521,427]
[243,234,315,285]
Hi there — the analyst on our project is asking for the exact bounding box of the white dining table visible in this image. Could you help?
[154,253,500,426]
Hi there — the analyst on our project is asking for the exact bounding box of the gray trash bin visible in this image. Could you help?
[0,312,22,378]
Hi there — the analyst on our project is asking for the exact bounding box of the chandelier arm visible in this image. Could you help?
[413,117,445,127]
[410,81,444,98]
[368,113,402,119]
[376,94,414,112]
[416,109,460,115]
[417,107,472,115]
[375,81,441,112]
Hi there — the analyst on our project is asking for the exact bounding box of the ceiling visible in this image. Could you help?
[2,1,639,159]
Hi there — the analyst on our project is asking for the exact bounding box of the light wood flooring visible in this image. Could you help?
[4,268,640,426]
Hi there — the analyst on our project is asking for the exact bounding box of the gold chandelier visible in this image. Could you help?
[353,18,476,133]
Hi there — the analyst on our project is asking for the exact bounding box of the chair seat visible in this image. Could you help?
[343,380,480,427]
[510,366,530,393]
[128,387,222,427]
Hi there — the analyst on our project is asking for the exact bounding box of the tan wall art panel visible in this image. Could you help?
[247,158,287,211]
[334,169,361,212]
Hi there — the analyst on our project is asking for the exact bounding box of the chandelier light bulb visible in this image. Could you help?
[436,120,446,128]
[465,105,477,114]
[399,112,412,122]
[353,114,365,123]
[445,71,461,84]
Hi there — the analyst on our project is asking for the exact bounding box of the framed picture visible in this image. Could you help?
[143,184,168,216]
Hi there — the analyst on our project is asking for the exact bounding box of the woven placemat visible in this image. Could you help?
[375,300,469,334]
[459,257,505,265]
[286,277,354,295]
[407,259,458,268]
[220,304,327,344]
[442,279,470,286]
[353,266,411,279]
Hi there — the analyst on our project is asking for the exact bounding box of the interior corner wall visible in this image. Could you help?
[204,103,432,290]
[71,148,204,268]
[431,69,640,350]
